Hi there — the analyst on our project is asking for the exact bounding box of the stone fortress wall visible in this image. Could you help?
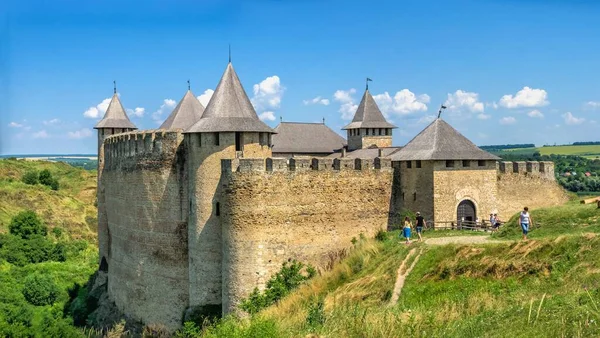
[100,130,190,330]
[219,157,394,312]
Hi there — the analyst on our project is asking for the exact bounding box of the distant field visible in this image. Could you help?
[538,145,600,157]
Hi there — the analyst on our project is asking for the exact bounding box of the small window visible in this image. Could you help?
[406,161,412,169]
[402,192,405,200]
[380,128,384,135]
[197,133,202,147]
[413,192,417,201]
[416,160,422,168]
[235,132,242,151]
[478,160,486,167]
[216,202,220,216]
[214,132,220,146]
[462,160,470,167]
[446,160,454,168]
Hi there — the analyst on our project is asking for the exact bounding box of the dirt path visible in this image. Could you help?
[389,248,422,306]
[425,235,501,246]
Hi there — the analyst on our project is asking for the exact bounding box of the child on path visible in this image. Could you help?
[403,216,412,244]
[415,212,425,242]
[519,207,533,241]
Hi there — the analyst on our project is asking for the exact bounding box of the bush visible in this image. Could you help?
[374,229,389,242]
[22,273,59,306]
[49,178,60,191]
[240,260,316,314]
[306,297,326,331]
[22,171,39,185]
[51,227,63,238]
[9,210,47,239]
[39,169,52,186]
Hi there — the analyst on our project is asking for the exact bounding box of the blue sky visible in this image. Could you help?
[1,0,599,155]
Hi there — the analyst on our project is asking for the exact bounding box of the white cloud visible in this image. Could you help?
[585,101,600,109]
[303,96,330,106]
[152,99,177,124]
[258,111,276,121]
[43,119,60,126]
[486,102,499,109]
[499,87,549,109]
[373,90,430,116]
[333,88,358,120]
[499,116,516,125]
[67,128,93,139]
[417,115,436,124]
[83,98,112,119]
[527,109,544,118]
[197,89,214,107]
[477,113,491,120]
[252,75,284,110]
[444,90,484,114]
[127,107,145,118]
[33,130,49,139]
[8,122,23,128]
[562,112,585,125]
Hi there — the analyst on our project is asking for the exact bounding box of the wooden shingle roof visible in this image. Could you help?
[272,122,347,154]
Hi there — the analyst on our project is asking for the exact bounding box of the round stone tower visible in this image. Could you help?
[94,85,137,268]
[183,62,275,314]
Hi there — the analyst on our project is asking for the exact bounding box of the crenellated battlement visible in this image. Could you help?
[103,130,184,171]
[497,160,555,180]
[221,157,393,174]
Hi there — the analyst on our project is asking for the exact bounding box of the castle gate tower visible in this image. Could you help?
[94,85,137,268]
[342,84,397,151]
[183,62,275,314]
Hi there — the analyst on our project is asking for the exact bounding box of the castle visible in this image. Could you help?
[94,62,567,330]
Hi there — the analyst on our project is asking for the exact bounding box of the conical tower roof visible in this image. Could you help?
[185,63,275,133]
[390,118,499,161]
[94,93,137,129]
[159,90,205,130]
[342,89,397,130]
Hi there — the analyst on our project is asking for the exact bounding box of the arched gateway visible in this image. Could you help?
[457,199,476,225]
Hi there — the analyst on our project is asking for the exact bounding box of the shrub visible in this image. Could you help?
[22,171,39,185]
[39,169,52,186]
[375,229,389,242]
[51,227,63,238]
[240,260,316,314]
[9,210,47,239]
[22,273,59,306]
[174,321,202,338]
[49,178,60,191]
[51,243,67,262]
[306,297,326,331]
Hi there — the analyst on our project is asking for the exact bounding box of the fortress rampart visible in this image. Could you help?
[101,130,190,330]
[220,157,393,312]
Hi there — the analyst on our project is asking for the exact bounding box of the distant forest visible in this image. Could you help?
[480,144,535,151]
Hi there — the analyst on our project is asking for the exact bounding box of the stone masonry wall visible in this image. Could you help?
[186,132,271,312]
[432,160,498,224]
[395,160,435,222]
[220,157,393,313]
[102,130,189,331]
[497,161,568,218]
[361,135,392,149]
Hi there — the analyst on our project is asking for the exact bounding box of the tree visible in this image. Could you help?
[21,171,39,185]
[9,211,47,240]
[38,169,52,186]
[22,273,59,306]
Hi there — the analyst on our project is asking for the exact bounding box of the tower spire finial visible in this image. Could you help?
[228,44,231,63]
[438,104,447,119]
[113,80,117,94]
[322,117,325,124]
[366,77,372,91]
[187,79,190,91]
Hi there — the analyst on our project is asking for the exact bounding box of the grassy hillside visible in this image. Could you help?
[539,145,600,159]
[195,203,600,338]
[0,159,97,240]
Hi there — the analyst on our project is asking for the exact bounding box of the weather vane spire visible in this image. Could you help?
[228,44,231,63]
[113,80,117,94]
[438,104,447,118]
[187,79,190,91]
[366,77,372,90]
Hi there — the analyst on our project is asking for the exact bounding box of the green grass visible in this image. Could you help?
[538,145,600,157]
[0,159,97,240]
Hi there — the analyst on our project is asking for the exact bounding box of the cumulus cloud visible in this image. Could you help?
[303,96,330,106]
[8,122,23,128]
[252,76,284,110]
[127,107,145,118]
[33,130,49,139]
[585,101,600,109]
[197,89,214,107]
[334,88,358,120]
[258,111,276,121]
[444,90,485,114]
[499,87,549,108]
[151,99,177,124]
[527,109,544,118]
[562,112,585,125]
[499,117,516,125]
[67,128,93,139]
[373,90,430,116]
[43,119,60,126]
[83,98,112,119]
[477,113,491,120]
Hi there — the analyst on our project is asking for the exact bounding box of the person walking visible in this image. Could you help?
[489,213,496,231]
[415,212,425,242]
[519,207,533,241]
[403,216,412,244]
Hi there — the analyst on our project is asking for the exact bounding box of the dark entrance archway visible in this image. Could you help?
[457,200,476,225]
